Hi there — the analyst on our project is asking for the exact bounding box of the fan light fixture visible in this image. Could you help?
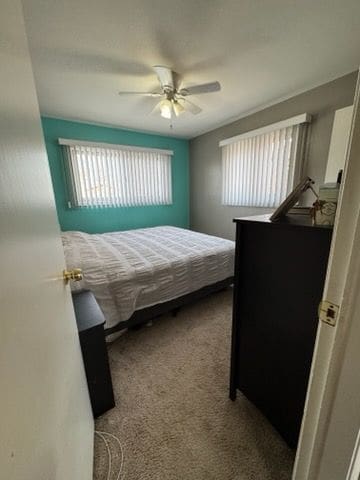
[118,65,221,119]
[160,99,185,119]
[173,101,185,117]
[160,99,172,119]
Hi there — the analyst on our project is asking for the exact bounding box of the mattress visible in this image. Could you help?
[62,226,235,329]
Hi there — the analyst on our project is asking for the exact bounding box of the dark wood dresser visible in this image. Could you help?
[230,214,332,448]
[72,290,115,418]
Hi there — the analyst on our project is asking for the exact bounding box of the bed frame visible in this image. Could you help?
[104,277,234,337]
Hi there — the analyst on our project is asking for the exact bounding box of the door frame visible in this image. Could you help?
[346,429,360,480]
[293,68,360,479]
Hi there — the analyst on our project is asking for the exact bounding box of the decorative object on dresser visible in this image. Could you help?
[72,290,115,418]
[229,214,332,448]
[270,176,317,222]
[312,179,341,226]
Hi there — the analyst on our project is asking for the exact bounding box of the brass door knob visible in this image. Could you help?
[63,268,83,284]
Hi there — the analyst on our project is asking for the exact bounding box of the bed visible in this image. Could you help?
[62,226,235,336]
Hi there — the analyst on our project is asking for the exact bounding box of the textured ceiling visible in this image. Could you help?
[23,0,360,138]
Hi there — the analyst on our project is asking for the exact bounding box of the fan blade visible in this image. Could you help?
[172,71,183,91]
[118,91,162,97]
[153,65,174,90]
[179,81,220,96]
[149,100,162,115]
[178,98,202,115]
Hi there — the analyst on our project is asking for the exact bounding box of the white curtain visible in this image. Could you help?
[221,123,307,207]
[63,144,172,208]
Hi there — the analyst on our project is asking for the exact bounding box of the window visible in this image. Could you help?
[60,139,173,208]
[220,114,311,207]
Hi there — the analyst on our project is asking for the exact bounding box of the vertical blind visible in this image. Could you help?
[220,116,310,207]
[60,140,173,208]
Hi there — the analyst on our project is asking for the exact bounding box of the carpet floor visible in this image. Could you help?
[94,289,294,480]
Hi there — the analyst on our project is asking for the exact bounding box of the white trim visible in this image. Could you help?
[192,71,355,139]
[219,113,311,147]
[58,138,174,156]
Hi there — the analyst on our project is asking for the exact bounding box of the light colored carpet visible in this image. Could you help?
[94,289,294,480]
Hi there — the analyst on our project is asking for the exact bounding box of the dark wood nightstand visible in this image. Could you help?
[72,290,115,418]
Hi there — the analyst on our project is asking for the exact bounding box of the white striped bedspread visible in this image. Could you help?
[62,226,235,330]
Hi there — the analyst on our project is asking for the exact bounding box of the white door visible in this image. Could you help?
[0,1,94,479]
[293,71,360,479]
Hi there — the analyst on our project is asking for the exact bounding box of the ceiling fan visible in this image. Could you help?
[118,65,221,119]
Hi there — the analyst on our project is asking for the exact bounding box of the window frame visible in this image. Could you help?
[59,139,173,209]
[219,114,311,208]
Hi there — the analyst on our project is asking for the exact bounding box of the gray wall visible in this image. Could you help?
[190,71,357,240]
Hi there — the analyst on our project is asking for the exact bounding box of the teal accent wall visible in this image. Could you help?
[42,117,189,233]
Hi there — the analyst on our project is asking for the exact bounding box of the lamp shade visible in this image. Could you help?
[160,99,172,119]
[173,101,185,117]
